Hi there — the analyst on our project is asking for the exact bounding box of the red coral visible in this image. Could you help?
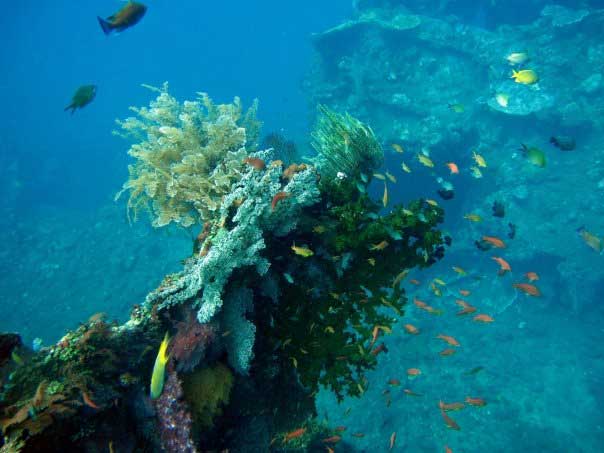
[170,312,215,372]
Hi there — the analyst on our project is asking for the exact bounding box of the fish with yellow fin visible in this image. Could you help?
[382,182,388,207]
[577,226,603,253]
[385,171,397,183]
[472,151,487,168]
[401,162,412,173]
[464,213,482,222]
[291,243,314,257]
[391,143,404,153]
[417,153,434,168]
[511,69,538,85]
[150,332,170,399]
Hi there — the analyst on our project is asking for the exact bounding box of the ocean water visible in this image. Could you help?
[2,1,604,452]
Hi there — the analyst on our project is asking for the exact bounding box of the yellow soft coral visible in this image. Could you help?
[182,362,234,430]
[115,83,261,227]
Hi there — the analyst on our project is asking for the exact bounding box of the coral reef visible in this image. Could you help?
[154,371,198,453]
[0,88,447,451]
[115,83,261,227]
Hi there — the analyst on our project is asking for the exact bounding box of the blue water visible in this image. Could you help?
[2,1,604,452]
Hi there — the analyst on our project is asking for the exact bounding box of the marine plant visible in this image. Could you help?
[115,82,261,227]
[311,104,383,184]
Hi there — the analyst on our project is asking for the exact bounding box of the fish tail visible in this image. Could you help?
[97,16,113,35]
[64,104,75,114]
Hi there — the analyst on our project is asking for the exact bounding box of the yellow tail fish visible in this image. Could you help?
[150,332,170,399]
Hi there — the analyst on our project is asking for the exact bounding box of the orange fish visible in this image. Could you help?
[409,279,421,285]
[388,378,401,386]
[322,435,341,444]
[439,348,456,357]
[473,314,494,323]
[482,236,506,248]
[335,426,347,432]
[407,368,422,377]
[440,409,461,430]
[525,272,539,281]
[403,388,423,396]
[371,343,388,356]
[271,191,290,211]
[424,305,442,315]
[370,240,389,251]
[491,256,511,274]
[284,428,306,442]
[513,283,541,297]
[437,334,460,347]
[389,432,396,450]
[445,447,453,453]
[459,289,471,296]
[82,391,100,410]
[326,448,334,453]
[351,432,365,438]
[446,162,459,174]
[465,396,486,407]
[439,400,465,411]
[243,156,266,170]
[413,298,428,308]
[404,324,420,335]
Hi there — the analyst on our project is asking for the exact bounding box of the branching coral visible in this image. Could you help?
[115,83,262,227]
[311,105,383,183]
[145,154,320,330]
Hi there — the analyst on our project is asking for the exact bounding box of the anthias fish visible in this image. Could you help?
[64,85,96,114]
[98,1,147,35]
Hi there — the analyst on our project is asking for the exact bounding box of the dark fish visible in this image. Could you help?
[463,366,484,376]
[64,85,97,114]
[492,201,505,218]
[474,239,492,251]
[98,1,147,35]
[550,135,575,151]
[437,188,455,200]
[508,222,516,239]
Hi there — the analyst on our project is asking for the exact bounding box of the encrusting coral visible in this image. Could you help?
[115,82,261,227]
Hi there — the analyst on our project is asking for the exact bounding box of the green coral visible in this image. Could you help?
[115,82,262,227]
[311,105,383,184]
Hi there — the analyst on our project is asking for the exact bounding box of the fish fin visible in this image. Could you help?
[97,16,113,35]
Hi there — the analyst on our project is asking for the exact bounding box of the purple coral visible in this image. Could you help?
[154,370,198,453]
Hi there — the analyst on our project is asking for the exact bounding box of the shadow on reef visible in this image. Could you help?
[0,86,448,452]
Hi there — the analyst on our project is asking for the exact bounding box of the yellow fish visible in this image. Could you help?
[382,182,388,207]
[452,266,467,275]
[290,357,298,368]
[433,278,446,286]
[511,69,538,85]
[367,258,376,266]
[385,171,397,183]
[313,225,326,234]
[506,52,529,65]
[392,269,410,287]
[291,243,314,257]
[430,282,442,297]
[470,166,483,178]
[426,199,438,207]
[370,240,389,251]
[402,209,414,216]
[391,143,404,153]
[150,332,170,399]
[577,227,603,253]
[448,103,465,113]
[495,93,509,108]
[380,297,401,315]
[325,326,335,334]
[472,151,487,168]
[464,213,482,222]
[417,154,434,168]
[373,173,386,180]
[401,162,412,173]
